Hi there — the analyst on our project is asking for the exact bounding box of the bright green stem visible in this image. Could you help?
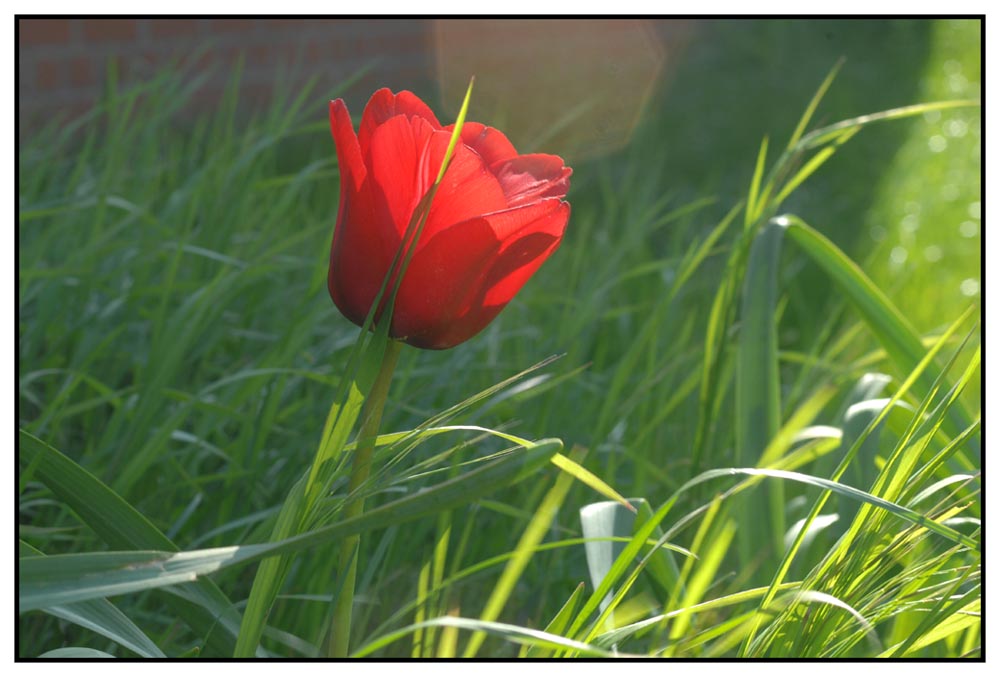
[325,339,403,657]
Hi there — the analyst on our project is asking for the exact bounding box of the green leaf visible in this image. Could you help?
[354,616,616,658]
[736,220,784,561]
[779,216,976,447]
[522,582,586,658]
[880,598,980,657]
[17,430,255,656]
[234,473,308,656]
[786,58,844,151]
[19,440,562,611]
[435,77,475,185]
[462,444,580,657]
[664,502,736,651]
[797,99,980,151]
[20,541,165,658]
[39,647,116,658]
[773,126,860,206]
[745,135,769,227]
[551,451,634,512]
[683,467,977,550]
[594,582,798,648]
[579,497,682,627]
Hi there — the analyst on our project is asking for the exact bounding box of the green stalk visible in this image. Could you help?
[325,339,403,657]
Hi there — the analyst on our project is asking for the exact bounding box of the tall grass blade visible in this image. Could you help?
[20,440,561,611]
[21,541,165,657]
[462,445,581,657]
[18,430,255,656]
[735,220,784,563]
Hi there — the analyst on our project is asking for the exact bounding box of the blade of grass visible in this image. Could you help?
[20,440,562,611]
[779,215,976,446]
[354,616,616,658]
[786,58,844,151]
[522,582,585,658]
[735,219,784,564]
[18,430,257,656]
[462,445,583,657]
[745,135,769,228]
[20,541,165,658]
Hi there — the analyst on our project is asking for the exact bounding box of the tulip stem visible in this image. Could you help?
[325,339,403,657]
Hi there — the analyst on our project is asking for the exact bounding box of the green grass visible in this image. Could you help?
[18,19,980,659]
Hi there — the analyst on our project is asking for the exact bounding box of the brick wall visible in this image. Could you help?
[18,18,439,127]
[18,18,692,158]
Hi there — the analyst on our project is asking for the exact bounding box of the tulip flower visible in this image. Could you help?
[328,88,572,349]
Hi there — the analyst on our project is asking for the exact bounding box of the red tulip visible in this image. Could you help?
[327,88,572,350]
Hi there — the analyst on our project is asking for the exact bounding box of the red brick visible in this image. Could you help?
[250,44,275,64]
[306,42,326,63]
[210,19,259,34]
[35,59,61,89]
[268,18,311,34]
[82,19,136,42]
[68,56,94,87]
[18,19,71,45]
[148,19,200,39]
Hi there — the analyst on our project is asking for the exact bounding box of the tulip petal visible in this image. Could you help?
[367,116,508,244]
[327,178,396,329]
[359,88,442,157]
[393,200,569,349]
[493,154,572,207]
[469,197,567,242]
[329,99,366,191]
[447,121,519,168]
[478,201,570,308]
[366,113,437,240]
[329,98,396,327]
[421,131,508,240]
[422,228,562,350]
[391,219,501,349]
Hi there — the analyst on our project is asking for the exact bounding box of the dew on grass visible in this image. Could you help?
[968,201,981,220]
[924,246,943,262]
[943,59,962,75]
[944,118,969,138]
[900,214,920,234]
[928,135,948,153]
[948,73,968,94]
[960,279,980,297]
[959,220,979,238]
[941,184,960,201]
[889,246,908,267]
[870,225,886,242]
[923,109,942,124]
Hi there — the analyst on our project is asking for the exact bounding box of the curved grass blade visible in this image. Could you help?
[797,99,980,151]
[18,430,256,656]
[20,541,165,658]
[522,582,586,658]
[787,58,844,152]
[593,581,799,648]
[778,215,976,446]
[682,467,976,550]
[19,440,561,611]
[39,647,117,658]
[462,445,582,657]
[353,616,616,658]
[740,305,979,655]
[745,135,769,228]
